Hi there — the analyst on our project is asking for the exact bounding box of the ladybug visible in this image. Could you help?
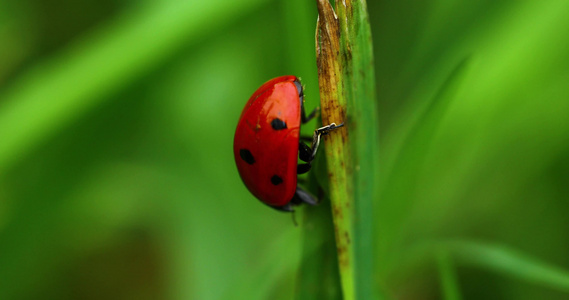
[233,75,344,212]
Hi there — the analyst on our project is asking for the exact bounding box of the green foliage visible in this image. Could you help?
[1,0,569,299]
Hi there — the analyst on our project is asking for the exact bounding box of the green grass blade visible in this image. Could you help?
[315,0,379,298]
[404,240,569,294]
[295,195,342,300]
[448,241,569,292]
[315,0,355,299]
[437,250,462,300]
[378,56,473,265]
[334,0,379,298]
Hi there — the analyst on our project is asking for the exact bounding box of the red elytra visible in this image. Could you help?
[233,75,344,212]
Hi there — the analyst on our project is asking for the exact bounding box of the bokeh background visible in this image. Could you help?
[1,0,569,299]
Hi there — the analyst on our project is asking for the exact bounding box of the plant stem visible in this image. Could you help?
[315,1,355,299]
[316,0,379,299]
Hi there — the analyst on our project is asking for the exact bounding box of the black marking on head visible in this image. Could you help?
[271,118,287,130]
[239,149,255,165]
[271,175,283,185]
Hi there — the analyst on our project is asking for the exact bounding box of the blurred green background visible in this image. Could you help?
[1,0,569,299]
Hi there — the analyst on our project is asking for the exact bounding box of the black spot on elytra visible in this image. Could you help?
[239,149,255,165]
[271,118,287,130]
[271,175,283,185]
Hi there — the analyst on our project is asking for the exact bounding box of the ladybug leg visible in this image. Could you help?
[271,187,316,212]
[299,86,319,124]
[297,141,313,174]
[299,142,312,162]
[297,123,344,175]
[293,186,318,206]
[271,203,294,212]
[301,107,319,124]
[308,122,345,160]
[297,163,311,174]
